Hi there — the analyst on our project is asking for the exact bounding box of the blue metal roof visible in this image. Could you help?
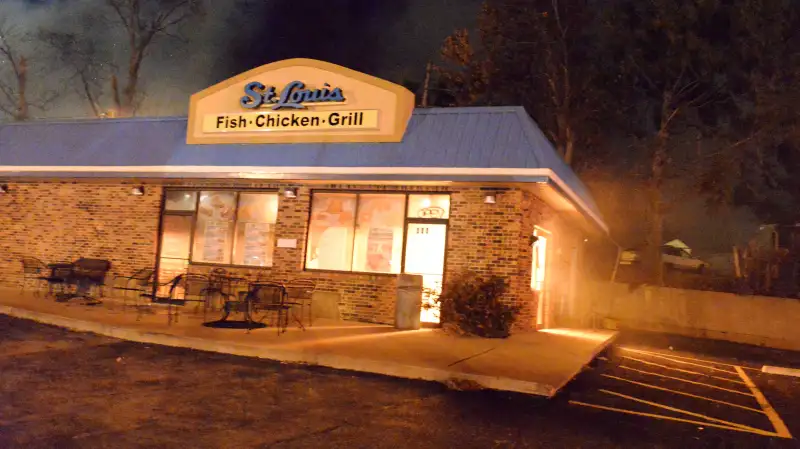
[0,106,604,231]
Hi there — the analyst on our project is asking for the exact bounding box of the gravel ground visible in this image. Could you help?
[1,315,798,449]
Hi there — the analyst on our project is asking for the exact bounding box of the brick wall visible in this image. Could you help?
[0,182,162,287]
[443,188,561,329]
[0,180,570,327]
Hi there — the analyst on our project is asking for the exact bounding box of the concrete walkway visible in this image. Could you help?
[0,289,616,397]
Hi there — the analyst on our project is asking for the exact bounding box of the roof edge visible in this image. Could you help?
[0,106,528,128]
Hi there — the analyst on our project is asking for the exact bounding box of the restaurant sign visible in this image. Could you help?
[187,58,415,144]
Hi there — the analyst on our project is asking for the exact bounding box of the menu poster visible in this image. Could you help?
[203,221,229,262]
[366,227,394,272]
[243,222,271,264]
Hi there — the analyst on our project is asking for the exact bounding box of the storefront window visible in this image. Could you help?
[306,192,450,275]
[305,193,357,271]
[232,193,279,267]
[165,191,197,211]
[407,194,450,219]
[189,191,279,266]
[352,194,405,273]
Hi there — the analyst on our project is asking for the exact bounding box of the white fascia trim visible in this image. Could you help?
[0,165,607,233]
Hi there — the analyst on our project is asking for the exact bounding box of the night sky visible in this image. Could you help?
[12,0,481,118]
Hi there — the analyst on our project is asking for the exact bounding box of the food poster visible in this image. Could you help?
[307,195,356,266]
[366,228,394,272]
[198,192,236,262]
[198,192,236,221]
[203,221,229,262]
[357,195,405,272]
[243,222,271,264]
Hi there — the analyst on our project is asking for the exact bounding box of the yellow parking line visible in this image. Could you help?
[620,366,754,396]
[735,366,793,439]
[569,400,780,438]
[622,356,747,385]
[621,347,759,372]
[601,374,765,414]
[599,389,767,432]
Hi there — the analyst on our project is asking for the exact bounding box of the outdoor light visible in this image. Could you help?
[0,184,8,194]
[283,188,298,199]
[131,186,145,196]
[481,187,508,205]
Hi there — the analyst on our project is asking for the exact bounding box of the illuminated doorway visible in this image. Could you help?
[532,226,551,327]
[403,194,450,324]
[404,223,447,323]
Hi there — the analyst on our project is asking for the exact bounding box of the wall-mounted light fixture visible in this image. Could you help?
[131,186,145,196]
[283,188,298,199]
[480,187,509,205]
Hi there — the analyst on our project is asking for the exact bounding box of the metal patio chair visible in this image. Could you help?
[112,268,155,310]
[237,283,289,334]
[161,274,212,325]
[284,278,317,328]
[42,263,74,298]
[20,257,49,296]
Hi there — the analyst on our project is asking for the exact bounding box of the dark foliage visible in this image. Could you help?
[436,272,520,338]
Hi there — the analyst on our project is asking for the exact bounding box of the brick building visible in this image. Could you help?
[0,59,608,328]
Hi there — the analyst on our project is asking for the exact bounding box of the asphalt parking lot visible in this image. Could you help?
[1,315,799,448]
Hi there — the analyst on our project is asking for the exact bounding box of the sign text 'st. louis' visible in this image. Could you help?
[240,80,346,110]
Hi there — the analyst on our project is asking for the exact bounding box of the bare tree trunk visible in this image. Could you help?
[111,74,122,114]
[79,73,101,117]
[649,172,664,286]
[563,121,575,165]
[15,56,28,121]
[122,49,144,116]
[421,61,432,107]
[649,95,674,286]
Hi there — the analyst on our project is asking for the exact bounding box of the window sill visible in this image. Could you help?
[189,261,275,270]
[304,268,400,277]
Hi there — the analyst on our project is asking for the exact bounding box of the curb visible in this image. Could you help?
[762,365,800,378]
[0,305,555,397]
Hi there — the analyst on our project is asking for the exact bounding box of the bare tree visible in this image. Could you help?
[40,29,111,118]
[436,0,605,167]
[0,22,58,121]
[43,0,202,118]
[105,0,203,116]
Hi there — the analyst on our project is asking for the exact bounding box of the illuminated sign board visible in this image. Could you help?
[187,59,415,144]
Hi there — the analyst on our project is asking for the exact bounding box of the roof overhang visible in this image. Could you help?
[0,165,608,234]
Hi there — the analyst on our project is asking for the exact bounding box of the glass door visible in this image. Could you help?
[532,226,551,328]
[404,223,448,323]
[157,215,193,295]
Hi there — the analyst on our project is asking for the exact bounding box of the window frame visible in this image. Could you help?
[160,187,280,270]
[304,190,451,276]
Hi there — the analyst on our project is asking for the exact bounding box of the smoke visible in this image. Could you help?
[2,0,481,120]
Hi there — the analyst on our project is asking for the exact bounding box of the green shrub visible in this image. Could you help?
[435,272,520,338]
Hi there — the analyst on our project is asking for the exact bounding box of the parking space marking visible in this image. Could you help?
[622,356,747,385]
[621,347,759,372]
[601,374,765,414]
[569,400,781,437]
[735,366,793,439]
[599,389,768,433]
[619,366,754,396]
[570,347,795,439]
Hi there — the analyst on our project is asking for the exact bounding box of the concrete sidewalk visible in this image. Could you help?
[0,289,616,397]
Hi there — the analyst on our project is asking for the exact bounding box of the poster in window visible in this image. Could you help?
[243,222,271,264]
[203,221,229,262]
[366,227,394,272]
